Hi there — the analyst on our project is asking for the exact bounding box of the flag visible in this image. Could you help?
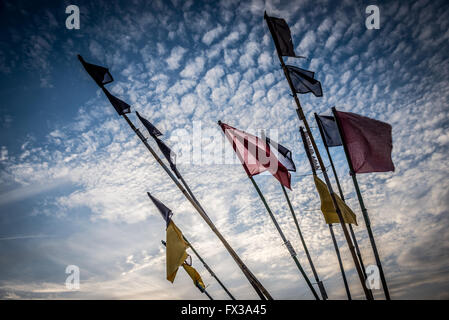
[136,111,163,139]
[182,263,206,292]
[313,175,357,225]
[219,122,291,189]
[286,65,323,97]
[264,12,296,57]
[78,55,113,87]
[316,115,342,147]
[335,110,395,173]
[166,220,189,283]
[266,137,296,172]
[137,112,180,178]
[155,137,180,178]
[102,87,131,115]
[147,192,173,227]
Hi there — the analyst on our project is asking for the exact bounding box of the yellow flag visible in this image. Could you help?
[182,263,206,291]
[166,221,189,283]
[313,175,357,225]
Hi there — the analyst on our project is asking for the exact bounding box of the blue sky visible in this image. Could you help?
[0,0,448,299]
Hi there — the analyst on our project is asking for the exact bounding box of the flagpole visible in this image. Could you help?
[248,175,320,300]
[314,113,369,281]
[182,235,236,300]
[332,107,391,300]
[280,183,328,300]
[161,240,213,300]
[121,113,272,300]
[264,13,372,299]
[299,127,352,300]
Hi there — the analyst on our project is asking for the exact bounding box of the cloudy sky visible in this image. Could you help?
[0,0,448,300]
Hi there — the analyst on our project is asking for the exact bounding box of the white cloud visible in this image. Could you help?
[166,46,188,70]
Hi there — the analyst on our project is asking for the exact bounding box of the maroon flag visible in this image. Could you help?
[219,122,291,189]
[335,110,395,174]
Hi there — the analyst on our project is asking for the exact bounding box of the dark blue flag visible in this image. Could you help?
[264,12,296,57]
[136,111,163,139]
[147,192,173,227]
[316,115,342,147]
[102,87,131,115]
[286,65,323,97]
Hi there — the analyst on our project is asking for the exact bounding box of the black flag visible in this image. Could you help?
[316,115,342,147]
[136,112,180,178]
[78,55,113,87]
[147,192,173,227]
[155,137,180,178]
[266,137,296,172]
[286,65,323,97]
[264,12,296,57]
[136,111,163,139]
[102,87,131,115]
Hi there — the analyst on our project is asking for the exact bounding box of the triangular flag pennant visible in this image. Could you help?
[335,110,395,173]
[102,87,131,115]
[147,192,173,228]
[136,111,163,139]
[137,112,180,178]
[78,55,113,87]
[313,175,357,225]
[219,122,291,189]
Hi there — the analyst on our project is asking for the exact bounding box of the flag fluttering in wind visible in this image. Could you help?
[136,111,163,138]
[264,12,296,57]
[314,176,357,225]
[335,110,395,173]
[219,122,291,189]
[78,55,113,87]
[102,87,131,115]
[137,112,180,178]
[147,192,173,227]
[286,65,323,97]
[148,192,189,283]
[166,221,189,282]
[316,115,342,147]
[182,263,206,292]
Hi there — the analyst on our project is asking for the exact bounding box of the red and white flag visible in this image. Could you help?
[335,110,395,174]
[219,122,291,189]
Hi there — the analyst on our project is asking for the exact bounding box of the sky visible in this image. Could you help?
[0,0,448,300]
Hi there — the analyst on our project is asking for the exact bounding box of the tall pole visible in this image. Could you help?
[332,107,391,300]
[161,240,213,300]
[122,113,272,300]
[248,176,320,300]
[182,235,236,300]
[264,13,372,299]
[299,127,352,300]
[314,113,369,281]
[280,183,328,300]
